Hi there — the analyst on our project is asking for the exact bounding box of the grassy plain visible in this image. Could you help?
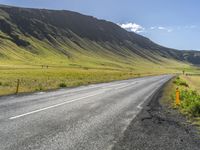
[0,66,135,95]
[0,32,198,96]
[0,62,197,96]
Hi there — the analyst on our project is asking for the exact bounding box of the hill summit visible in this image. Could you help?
[0,4,200,68]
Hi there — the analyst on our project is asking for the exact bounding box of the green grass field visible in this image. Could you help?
[0,66,139,95]
[0,30,199,96]
[0,63,197,96]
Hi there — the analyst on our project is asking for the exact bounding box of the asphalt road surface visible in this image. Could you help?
[0,75,172,150]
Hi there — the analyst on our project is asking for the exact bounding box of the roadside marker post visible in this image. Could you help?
[176,87,180,105]
[16,79,20,94]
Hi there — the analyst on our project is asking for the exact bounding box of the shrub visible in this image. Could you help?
[189,101,200,117]
[35,88,42,91]
[59,83,67,88]
[179,81,189,87]
[173,77,189,87]
[3,82,10,86]
[180,89,200,117]
[35,84,43,91]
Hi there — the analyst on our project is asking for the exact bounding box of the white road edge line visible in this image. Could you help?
[8,80,147,120]
[114,82,137,90]
[9,82,133,120]
[136,77,170,110]
[9,91,105,120]
[137,86,161,109]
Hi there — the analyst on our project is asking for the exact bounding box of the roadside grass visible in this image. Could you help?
[164,75,200,127]
[0,66,145,96]
[180,75,200,126]
[182,75,200,92]
[0,63,198,96]
[173,76,189,87]
[174,76,200,117]
[179,89,200,117]
[160,76,179,109]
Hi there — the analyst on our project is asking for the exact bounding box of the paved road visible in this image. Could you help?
[0,75,172,150]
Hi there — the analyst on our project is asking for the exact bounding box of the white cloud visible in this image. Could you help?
[184,25,197,29]
[150,26,173,32]
[159,26,173,32]
[176,25,198,30]
[119,23,145,33]
[150,26,156,30]
[150,25,198,33]
[158,26,166,30]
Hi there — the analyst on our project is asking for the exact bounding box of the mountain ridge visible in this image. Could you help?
[0,4,200,68]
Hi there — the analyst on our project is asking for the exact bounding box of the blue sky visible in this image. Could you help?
[0,0,200,50]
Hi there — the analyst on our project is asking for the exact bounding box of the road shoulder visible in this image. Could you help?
[113,78,200,150]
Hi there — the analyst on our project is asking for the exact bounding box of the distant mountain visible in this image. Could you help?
[0,4,200,68]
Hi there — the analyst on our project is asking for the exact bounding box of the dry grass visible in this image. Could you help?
[181,75,200,92]
[0,66,145,95]
[160,76,176,106]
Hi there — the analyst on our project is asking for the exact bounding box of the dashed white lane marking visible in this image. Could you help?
[9,91,106,120]
[9,82,136,120]
[8,77,165,120]
[33,83,126,96]
[114,82,137,90]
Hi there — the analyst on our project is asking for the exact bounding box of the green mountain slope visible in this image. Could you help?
[0,4,200,69]
[1,5,200,95]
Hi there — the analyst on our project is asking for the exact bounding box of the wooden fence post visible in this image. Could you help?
[16,79,20,94]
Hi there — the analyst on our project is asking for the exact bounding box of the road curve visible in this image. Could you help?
[0,75,172,150]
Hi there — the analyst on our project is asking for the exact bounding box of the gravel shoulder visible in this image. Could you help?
[113,79,200,150]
